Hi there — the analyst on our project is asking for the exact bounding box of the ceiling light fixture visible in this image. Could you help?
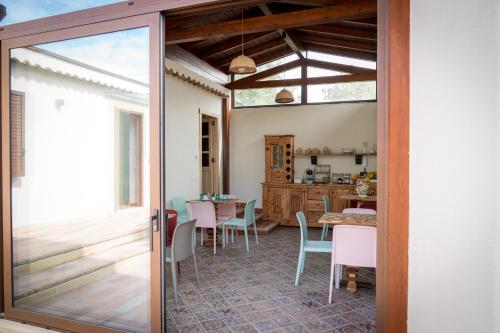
[275,44,294,104]
[229,9,257,74]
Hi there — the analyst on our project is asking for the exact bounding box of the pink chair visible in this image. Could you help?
[187,201,227,255]
[342,208,377,214]
[329,225,377,304]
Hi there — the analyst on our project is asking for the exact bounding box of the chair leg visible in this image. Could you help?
[300,252,306,273]
[253,222,259,245]
[171,261,178,303]
[200,228,204,246]
[329,259,335,304]
[335,264,341,289]
[321,224,328,240]
[222,225,225,249]
[231,227,234,243]
[244,226,249,252]
[192,253,200,285]
[295,249,303,286]
[213,227,216,255]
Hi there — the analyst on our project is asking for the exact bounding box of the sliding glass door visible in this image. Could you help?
[1,14,164,333]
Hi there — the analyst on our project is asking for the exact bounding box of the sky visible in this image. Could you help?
[1,0,121,26]
[1,0,149,83]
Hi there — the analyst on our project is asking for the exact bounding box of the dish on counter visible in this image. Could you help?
[341,148,354,154]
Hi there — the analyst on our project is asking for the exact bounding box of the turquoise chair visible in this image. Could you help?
[320,195,331,240]
[171,197,189,223]
[295,211,332,286]
[221,199,258,252]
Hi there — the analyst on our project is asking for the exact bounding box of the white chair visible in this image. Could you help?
[328,225,377,304]
[165,219,199,303]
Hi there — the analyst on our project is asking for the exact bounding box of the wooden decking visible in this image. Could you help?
[11,208,151,332]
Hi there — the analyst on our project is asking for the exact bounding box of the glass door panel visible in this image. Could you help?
[8,27,155,332]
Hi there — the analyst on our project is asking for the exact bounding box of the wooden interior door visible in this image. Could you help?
[201,115,219,194]
[1,14,164,333]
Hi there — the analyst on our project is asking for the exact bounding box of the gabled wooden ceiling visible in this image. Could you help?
[164,0,377,85]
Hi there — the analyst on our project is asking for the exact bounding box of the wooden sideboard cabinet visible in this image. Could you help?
[262,183,376,227]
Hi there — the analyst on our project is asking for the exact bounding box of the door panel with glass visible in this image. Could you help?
[2,14,163,333]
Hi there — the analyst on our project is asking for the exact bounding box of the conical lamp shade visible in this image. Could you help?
[229,55,257,74]
[275,88,295,103]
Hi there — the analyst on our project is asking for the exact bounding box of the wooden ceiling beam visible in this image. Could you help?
[258,4,305,59]
[213,38,287,68]
[298,33,377,52]
[271,0,341,7]
[304,43,377,62]
[225,59,303,89]
[198,32,276,60]
[305,58,375,75]
[166,45,229,84]
[297,25,377,41]
[166,1,377,44]
[228,72,377,89]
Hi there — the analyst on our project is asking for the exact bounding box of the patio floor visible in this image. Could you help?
[166,226,376,333]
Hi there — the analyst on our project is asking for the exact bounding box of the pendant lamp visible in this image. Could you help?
[275,45,294,103]
[229,9,256,74]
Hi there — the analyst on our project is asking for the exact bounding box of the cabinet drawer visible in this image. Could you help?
[307,187,329,200]
[307,200,325,212]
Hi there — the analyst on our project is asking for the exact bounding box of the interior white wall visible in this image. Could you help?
[230,102,376,208]
[409,1,499,332]
[164,73,224,202]
[496,2,500,330]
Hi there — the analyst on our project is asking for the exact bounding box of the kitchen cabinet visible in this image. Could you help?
[262,183,377,227]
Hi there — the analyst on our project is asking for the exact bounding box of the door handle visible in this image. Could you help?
[150,208,159,251]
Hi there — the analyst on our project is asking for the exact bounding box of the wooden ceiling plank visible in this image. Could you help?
[297,25,377,41]
[258,4,304,59]
[225,59,303,89]
[305,58,375,75]
[298,33,377,52]
[166,1,377,44]
[272,0,343,6]
[228,72,377,89]
[198,31,276,60]
[213,38,287,68]
[304,43,377,61]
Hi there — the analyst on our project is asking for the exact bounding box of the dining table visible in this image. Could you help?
[318,212,377,292]
[337,194,377,208]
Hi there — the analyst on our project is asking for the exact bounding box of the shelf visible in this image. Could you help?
[294,153,377,158]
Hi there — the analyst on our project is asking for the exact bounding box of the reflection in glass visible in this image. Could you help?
[10,28,151,332]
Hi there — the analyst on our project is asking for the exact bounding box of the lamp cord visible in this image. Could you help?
[241,9,244,55]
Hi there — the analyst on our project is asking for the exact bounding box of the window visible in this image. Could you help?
[308,81,377,103]
[10,91,25,177]
[234,86,301,107]
[118,110,143,208]
[231,51,376,108]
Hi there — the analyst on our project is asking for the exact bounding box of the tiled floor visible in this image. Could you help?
[166,227,376,333]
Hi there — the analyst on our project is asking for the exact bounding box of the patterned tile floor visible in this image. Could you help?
[166,227,376,333]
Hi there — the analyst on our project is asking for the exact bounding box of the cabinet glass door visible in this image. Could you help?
[2,14,163,333]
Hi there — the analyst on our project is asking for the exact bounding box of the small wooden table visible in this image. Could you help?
[318,212,377,227]
[338,194,377,208]
[319,212,377,292]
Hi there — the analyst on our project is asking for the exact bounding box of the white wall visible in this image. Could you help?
[496,2,500,331]
[11,62,148,227]
[230,102,376,207]
[409,1,499,332]
[164,72,224,202]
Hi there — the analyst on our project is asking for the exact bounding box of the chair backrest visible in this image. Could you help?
[243,199,257,225]
[171,197,188,217]
[187,201,217,228]
[172,219,196,261]
[322,195,331,213]
[332,225,376,268]
[296,211,308,247]
[342,208,376,215]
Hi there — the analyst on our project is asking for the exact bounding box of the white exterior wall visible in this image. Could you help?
[164,73,225,202]
[11,61,149,227]
[229,102,377,208]
[409,1,499,332]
